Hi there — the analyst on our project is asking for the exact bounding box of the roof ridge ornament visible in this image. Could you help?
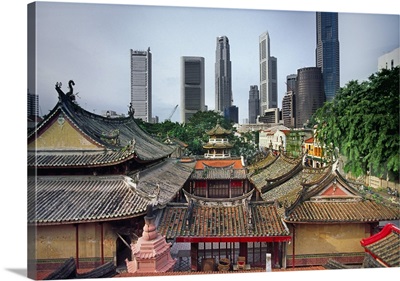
[55,80,77,103]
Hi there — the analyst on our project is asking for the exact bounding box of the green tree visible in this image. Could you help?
[313,66,399,178]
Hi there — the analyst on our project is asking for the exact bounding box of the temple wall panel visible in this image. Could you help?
[33,222,118,270]
[286,223,369,266]
[288,223,367,256]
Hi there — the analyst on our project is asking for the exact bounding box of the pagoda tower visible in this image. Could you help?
[203,121,233,158]
[126,205,176,273]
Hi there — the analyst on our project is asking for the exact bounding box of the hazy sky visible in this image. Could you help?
[30,1,399,124]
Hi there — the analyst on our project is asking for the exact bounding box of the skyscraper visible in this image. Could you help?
[316,12,340,101]
[282,74,297,128]
[215,36,232,114]
[295,67,325,128]
[180,56,205,123]
[27,89,39,117]
[259,31,278,114]
[130,48,152,122]
[248,85,260,124]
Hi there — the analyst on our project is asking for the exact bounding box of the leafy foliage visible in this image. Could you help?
[137,110,259,161]
[313,66,399,177]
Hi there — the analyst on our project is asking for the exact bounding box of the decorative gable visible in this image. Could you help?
[28,111,101,151]
[320,182,352,196]
[310,178,360,202]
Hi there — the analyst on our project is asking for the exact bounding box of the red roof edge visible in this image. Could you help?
[176,236,291,243]
[360,223,400,247]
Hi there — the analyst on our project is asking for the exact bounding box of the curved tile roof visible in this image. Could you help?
[28,87,173,167]
[191,158,247,180]
[205,123,232,136]
[132,159,196,206]
[285,200,399,223]
[28,175,150,225]
[361,223,400,267]
[157,201,289,240]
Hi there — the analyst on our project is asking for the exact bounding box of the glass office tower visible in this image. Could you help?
[316,12,340,101]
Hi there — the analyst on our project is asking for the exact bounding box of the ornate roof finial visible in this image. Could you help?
[128,102,135,117]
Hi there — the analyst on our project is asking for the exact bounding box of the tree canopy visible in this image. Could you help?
[312,66,399,178]
[137,110,259,162]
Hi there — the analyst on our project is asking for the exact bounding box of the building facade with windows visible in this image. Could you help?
[378,46,399,70]
[248,85,260,124]
[131,48,152,122]
[316,12,340,101]
[180,56,205,123]
[259,31,278,113]
[215,36,232,114]
[295,67,325,128]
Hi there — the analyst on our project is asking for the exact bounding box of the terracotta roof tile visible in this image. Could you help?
[158,202,289,239]
[285,200,400,223]
[361,223,400,267]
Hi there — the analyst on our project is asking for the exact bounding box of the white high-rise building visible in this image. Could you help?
[180,56,205,123]
[378,47,399,70]
[259,31,278,114]
[130,48,152,122]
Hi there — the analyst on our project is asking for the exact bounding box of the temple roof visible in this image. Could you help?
[191,158,246,180]
[28,82,174,167]
[248,154,302,192]
[205,122,232,136]
[28,159,195,225]
[28,175,149,225]
[131,159,196,206]
[283,170,400,223]
[285,200,399,223]
[360,223,400,267]
[157,201,290,241]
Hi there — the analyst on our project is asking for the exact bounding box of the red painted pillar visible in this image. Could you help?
[191,242,199,271]
[75,224,79,269]
[239,242,248,262]
[100,223,104,265]
[292,227,296,268]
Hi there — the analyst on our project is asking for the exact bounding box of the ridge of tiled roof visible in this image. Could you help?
[249,155,303,192]
[261,165,331,203]
[131,159,196,206]
[247,152,277,175]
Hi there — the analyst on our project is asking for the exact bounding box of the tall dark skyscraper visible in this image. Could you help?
[180,56,205,123]
[248,85,260,124]
[215,36,232,114]
[295,67,325,128]
[316,12,340,101]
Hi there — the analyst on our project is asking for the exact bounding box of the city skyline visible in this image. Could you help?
[29,2,399,124]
